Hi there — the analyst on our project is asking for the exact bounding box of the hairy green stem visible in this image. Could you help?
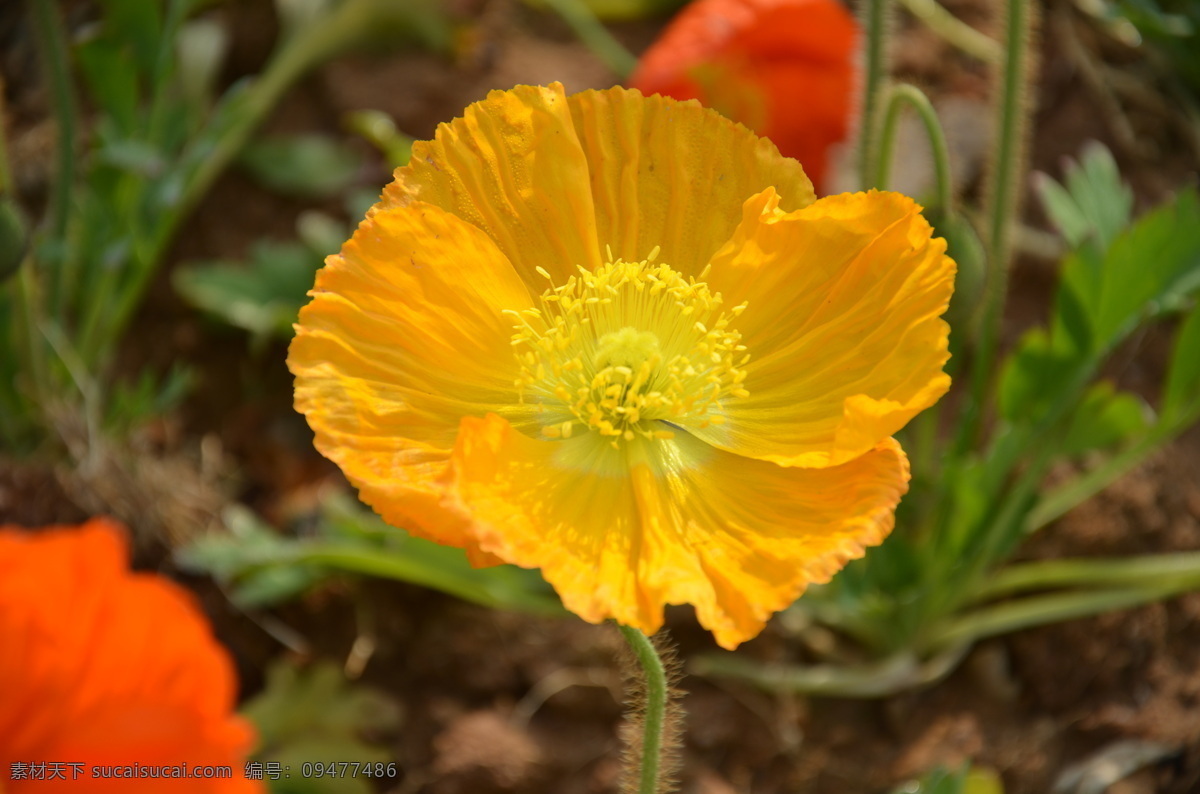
[957,0,1036,452]
[874,83,954,213]
[618,625,668,794]
[857,0,891,189]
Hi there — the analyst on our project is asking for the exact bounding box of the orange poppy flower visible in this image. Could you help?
[0,519,262,793]
[630,0,860,193]
[289,83,953,649]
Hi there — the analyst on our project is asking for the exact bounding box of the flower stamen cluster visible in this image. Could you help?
[507,248,750,447]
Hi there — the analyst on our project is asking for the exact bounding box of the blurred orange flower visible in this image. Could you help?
[630,0,860,193]
[289,83,953,649]
[0,519,262,793]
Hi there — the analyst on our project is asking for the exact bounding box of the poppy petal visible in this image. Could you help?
[289,201,536,555]
[382,83,603,288]
[566,85,815,274]
[695,188,955,467]
[444,414,909,649]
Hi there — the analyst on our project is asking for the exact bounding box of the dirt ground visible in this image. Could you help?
[3,0,1200,792]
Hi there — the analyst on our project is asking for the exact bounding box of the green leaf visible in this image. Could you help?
[996,328,1075,421]
[97,0,163,76]
[177,18,229,108]
[76,37,142,135]
[239,134,362,199]
[1060,381,1152,457]
[173,239,319,340]
[174,493,565,616]
[891,764,1005,794]
[1163,302,1200,423]
[244,660,400,794]
[1058,187,1200,358]
[175,504,328,607]
[1034,141,1132,254]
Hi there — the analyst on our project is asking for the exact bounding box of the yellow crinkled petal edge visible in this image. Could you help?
[383,83,815,284]
[696,188,955,467]
[288,201,536,562]
[444,413,910,649]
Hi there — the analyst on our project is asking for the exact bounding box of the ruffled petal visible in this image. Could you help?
[443,415,909,649]
[289,202,535,556]
[381,83,603,289]
[566,86,815,274]
[696,189,955,467]
[0,520,259,792]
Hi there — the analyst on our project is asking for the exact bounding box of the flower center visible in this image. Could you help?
[507,248,750,447]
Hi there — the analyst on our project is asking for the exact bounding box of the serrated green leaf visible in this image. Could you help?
[244,660,400,794]
[1058,188,1200,357]
[245,661,400,746]
[1067,141,1132,252]
[1035,141,1132,253]
[1163,302,1200,422]
[1060,381,1152,457]
[239,134,362,199]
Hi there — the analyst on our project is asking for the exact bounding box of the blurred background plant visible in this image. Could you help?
[0,0,448,459]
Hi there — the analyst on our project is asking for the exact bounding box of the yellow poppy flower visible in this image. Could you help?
[289,83,954,649]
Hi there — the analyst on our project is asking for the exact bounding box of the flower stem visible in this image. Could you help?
[953,0,1037,456]
[874,83,954,213]
[857,0,892,189]
[894,0,1002,64]
[617,625,669,794]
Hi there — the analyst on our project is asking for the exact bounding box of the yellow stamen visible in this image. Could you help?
[511,253,750,444]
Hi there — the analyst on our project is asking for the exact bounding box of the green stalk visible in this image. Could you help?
[618,625,669,794]
[691,644,968,698]
[973,552,1200,602]
[857,0,891,189]
[145,0,190,148]
[27,0,79,318]
[874,83,954,213]
[928,585,1185,652]
[953,0,1037,456]
[1025,412,1200,532]
[537,0,637,78]
[13,260,52,424]
[894,0,1002,64]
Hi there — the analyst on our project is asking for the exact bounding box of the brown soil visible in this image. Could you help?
[3,0,1200,792]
